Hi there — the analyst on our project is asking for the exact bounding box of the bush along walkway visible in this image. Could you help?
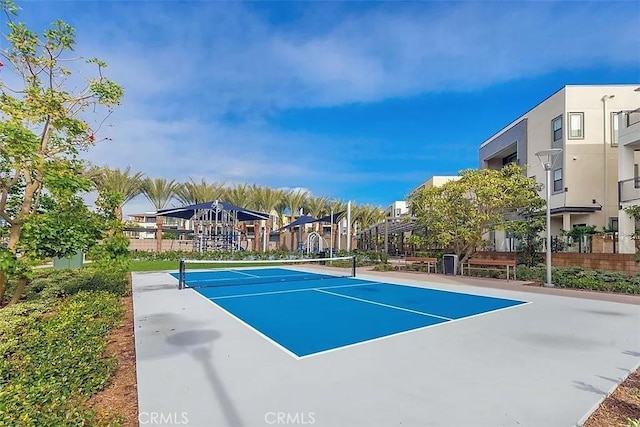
[0,269,129,426]
[459,265,640,295]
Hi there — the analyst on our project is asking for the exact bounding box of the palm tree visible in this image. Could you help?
[306,196,329,234]
[252,186,285,252]
[142,178,179,252]
[282,189,309,251]
[89,166,145,221]
[354,204,386,251]
[175,178,225,205]
[224,184,252,248]
[329,199,346,252]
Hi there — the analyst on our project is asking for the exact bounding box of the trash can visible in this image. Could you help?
[53,250,84,270]
[442,254,458,275]
[318,250,326,265]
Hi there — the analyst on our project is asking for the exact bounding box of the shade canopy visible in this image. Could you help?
[316,211,345,224]
[279,215,318,230]
[278,211,345,231]
[157,201,270,221]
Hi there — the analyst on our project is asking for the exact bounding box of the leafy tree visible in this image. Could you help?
[409,164,544,268]
[505,207,545,267]
[563,225,598,253]
[0,2,123,304]
[87,190,130,271]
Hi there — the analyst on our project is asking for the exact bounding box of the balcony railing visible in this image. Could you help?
[628,110,640,127]
[619,177,640,204]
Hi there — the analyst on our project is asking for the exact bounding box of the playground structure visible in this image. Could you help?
[157,200,270,253]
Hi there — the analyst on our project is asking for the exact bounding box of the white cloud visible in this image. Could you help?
[70,1,639,112]
[11,1,638,214]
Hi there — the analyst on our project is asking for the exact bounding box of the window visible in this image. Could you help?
[568,112,583,139]
[553,168,563,192]
[552,115,563,141]
[635,164,640,189]
[609,217,619,232]
[395,208,401,216]
[502,152,518,166]
[611,112,619,146]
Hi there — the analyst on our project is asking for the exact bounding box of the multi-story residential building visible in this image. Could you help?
[617,90,640,253]
[479,85,640,249]
[411,176,461,195]
[386,201,409,218]
[126,212,182,239]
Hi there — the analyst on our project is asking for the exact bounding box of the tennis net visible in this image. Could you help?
[177,256,356,289]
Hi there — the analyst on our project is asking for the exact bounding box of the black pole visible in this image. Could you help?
[351,256,356,277]
[178,259,185,289]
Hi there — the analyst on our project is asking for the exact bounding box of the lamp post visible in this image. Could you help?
[602,94,615,225]
[536,148,563,287]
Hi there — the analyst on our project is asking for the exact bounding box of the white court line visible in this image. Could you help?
[182,273,532,360]
[231,270,261,278]
[297,300,533,360]
[184,272,314,285]
[210,281,372,300]
[314,289,454,321]
[190,290,303,360]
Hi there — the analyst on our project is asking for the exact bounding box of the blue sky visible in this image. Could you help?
[7,1,640,215]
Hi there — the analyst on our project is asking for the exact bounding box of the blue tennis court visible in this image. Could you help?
[172,266,527,358]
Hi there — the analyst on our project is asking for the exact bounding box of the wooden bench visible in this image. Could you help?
[463,259,517,280]
[400,257,438,274]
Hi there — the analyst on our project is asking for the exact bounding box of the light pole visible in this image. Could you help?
[602,94,615,225]
[536,148,563,287]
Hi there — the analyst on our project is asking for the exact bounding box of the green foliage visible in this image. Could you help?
[26,268,129,299]
[624,205,640,220]
[0,1,123,304]
[409,164,544,264]
[564,225,598,240]
[19,196,102,261]
[0,291,123,426]
[373,263,395,272]
[509,265,640,294]
[88,233,130,271]
[627,418,640,427]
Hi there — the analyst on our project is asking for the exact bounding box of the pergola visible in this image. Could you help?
[358,216,424,255]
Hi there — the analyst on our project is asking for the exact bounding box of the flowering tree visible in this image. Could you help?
[0,1,123,304]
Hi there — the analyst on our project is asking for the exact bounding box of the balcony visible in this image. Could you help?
[618,177,640,204]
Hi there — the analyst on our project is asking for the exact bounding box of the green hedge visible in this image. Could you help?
[0,291,124,426]
[129,249,383,266]
[507,265,640,294]
[26,268,129,300]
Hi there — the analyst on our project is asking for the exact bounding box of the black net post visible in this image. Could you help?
[178,259,185,289]
[351,256,356,277]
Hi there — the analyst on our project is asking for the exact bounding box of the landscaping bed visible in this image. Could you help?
[0,268,136,426]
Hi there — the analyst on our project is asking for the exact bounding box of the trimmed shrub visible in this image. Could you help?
[0,291,123,425]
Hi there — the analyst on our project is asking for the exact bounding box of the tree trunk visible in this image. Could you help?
[0,273,7,305]
[156,215,164,252]
[8,276,27,306]
[5,182,38,305]
[265,221,271,252]
[290,215,296,252]
[253,220,261,252]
